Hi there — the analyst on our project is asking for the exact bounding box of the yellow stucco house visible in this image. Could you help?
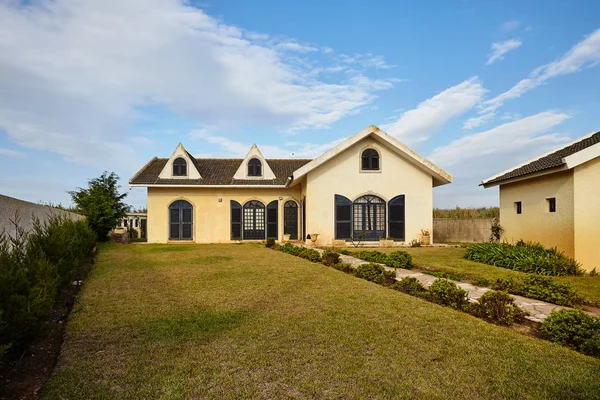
[481,130,600,272]
[130,125,452,246]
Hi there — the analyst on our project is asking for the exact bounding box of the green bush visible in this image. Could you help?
[322,250,340,266]
[431,271,464,281]
[355,263,395,285]
[332,262,354,274]
[520,275,579,306]
[0,215,95,365]
[465,241,583,276]
[392,277,427,297]
[298,248,322,263]
[356,250,388,264]
[265,238,276,248]
[471,290,527,325]
[539,309,600,357]
[280,243,302,256]
[386,251,412,269]
[339,249,349,255]
[472,277,491,287]
[428,279,469,310]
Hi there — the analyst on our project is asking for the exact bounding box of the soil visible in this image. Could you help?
[0,259,93,400]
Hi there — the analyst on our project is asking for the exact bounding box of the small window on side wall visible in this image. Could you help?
[361,149,380,171]
[248,158,262,177]
[547,198,556,213]
[173,157,187,176]
[515,201,522,215]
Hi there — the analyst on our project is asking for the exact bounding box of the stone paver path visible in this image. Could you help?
[301,245,568,323]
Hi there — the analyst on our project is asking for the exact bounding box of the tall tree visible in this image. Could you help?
[69,172,128,240]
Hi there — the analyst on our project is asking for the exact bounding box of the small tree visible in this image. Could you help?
[69,172,128,240]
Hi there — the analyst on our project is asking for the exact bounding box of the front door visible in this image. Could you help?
[353,195,385,241]
[243,200,265,240]
[169,200,193,240]
[284,201,298,240]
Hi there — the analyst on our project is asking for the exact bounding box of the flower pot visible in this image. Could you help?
[283,234,291,242]
[379,239,394,248]
[309,233,319,246]
[421,236,431,246]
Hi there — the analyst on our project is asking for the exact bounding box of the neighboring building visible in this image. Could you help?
[116,212,148,239]
[129,125,452,246]
[481,131,600,272]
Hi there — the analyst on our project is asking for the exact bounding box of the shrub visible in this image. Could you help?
[332,262,354,274]
[471,290,527,325]
[356,250,388,264]
[428,279,469,310]
[465,241,583,276]
[265,238,276,248]
[409,239,421,248]
[298,248,322,263]
[386,251,412,269]
[0,215,95,365]
[322,250,340,266]
[431,271,463,281]
[338,249,349,255]
[433,207,499,219]
[392,277,427,297]
[520,275,579,306]
[491,277,523,293]
[472,277,491,287]
[280,243,302,256]
[355,263,395,285]
[539,309,600,357]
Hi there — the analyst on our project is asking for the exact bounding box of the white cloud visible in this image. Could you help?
[465,28,600,129]
[501,20,521,33]
[189,129,346,158]
[0,0,396,167]
[382,77,486,144]
[486,39,522,65]
[0,148,25,158]
[430,111,572,207]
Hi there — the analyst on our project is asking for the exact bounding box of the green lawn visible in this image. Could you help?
[43,243,600,399]
[347,247,600,305]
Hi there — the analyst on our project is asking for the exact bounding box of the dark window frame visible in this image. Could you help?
[248,158,262,177]
[169,200,193,240]
[353,195,386,241]
[231,200,242,240]
[243,200,266,240]
[284,200,299,240]
[547,198,556,213]
[172,157,187,176]
[515,201,522,215]
[388,195,405,241]
[267,200,278,239]
[361,148,380,171]
[334,195,352,240]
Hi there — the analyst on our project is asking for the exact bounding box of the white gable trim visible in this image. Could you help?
[158,143,201,180]
[233,144,276,180]
[481,130,599,186]
[289,125,452,187]
[564,142,600,169]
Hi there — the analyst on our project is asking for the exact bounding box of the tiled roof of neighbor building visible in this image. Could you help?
[130,158,312,186]
[482,131,600,186]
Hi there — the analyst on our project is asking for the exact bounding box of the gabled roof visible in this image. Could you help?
[232,144,277,180]
[290,125,452,187]
[481,131,600,188]
[130,157,311,186]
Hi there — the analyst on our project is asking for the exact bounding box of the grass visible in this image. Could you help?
[42,243,600,399]
[347,247,600,305]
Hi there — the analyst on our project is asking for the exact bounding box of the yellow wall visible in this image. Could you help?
[499,170,575,257]
[147,187,302,243]
[573,157,600,272]
[304,137,434,246]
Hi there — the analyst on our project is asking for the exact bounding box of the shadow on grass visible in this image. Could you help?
[140,309,250,342]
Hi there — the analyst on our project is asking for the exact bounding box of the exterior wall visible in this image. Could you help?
[573,157,600,272]
[304,137,434,246]
[0,194,83,238]
[433,218,493,243]
[147,186,302,243]
[499,170,575,257]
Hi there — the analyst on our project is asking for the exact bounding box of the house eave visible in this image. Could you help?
[480,165,569,188]
[129,184,289,189]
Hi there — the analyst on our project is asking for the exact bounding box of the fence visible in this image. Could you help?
[0,194,84,238]
[433,218,493,243]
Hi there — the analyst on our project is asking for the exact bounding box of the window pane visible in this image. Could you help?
[231,223,241,240]
[182,223,192,239]
[170,224,179,239]
[336,222,351,239]
[371,157,379,170]
[170,208,180,223]
[337,204,351,221]
[182,208,192,223]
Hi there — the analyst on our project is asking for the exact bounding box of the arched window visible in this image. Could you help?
[248,158,262,177]
[173,157,187,176]
[243,200,265,239]
[169,200,193,240]
[361,149,380,171]
[353,195,385,240]
[267,201,278,239]
[388,195,405,241]
[231,200,242,240]
[335,195,352,240]
[284,201,298,240]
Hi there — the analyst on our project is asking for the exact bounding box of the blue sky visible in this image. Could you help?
[0,0,599,209]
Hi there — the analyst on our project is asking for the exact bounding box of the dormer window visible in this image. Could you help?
[173,157,187,176]
[248,158,262,177]
[361,148,380,170]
